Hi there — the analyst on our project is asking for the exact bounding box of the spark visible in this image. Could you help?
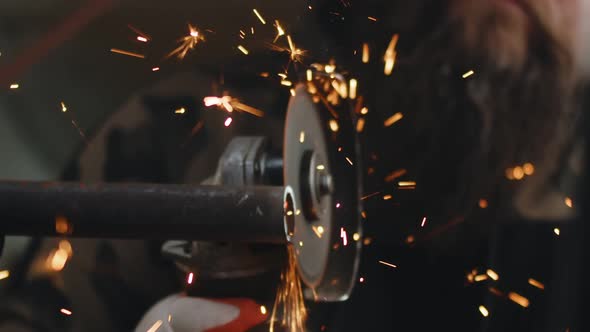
[361,191,381,200]
[505,168,515,180]
[59,240,73,257]
[269,246,307,332]
[398,181,416,187]
[336,202,341,208]
[565,197,573,208]
[368,16,378,22]
[474,274,488,282]
[306,69,313,81]
[363,238,373,246]
[512,166,525,180]
[349,79,358,99]
[168,315,171,322]
[353,233,360,241]
[479,199,488,209]
[251,27,255,34]
[329,119,339,132]
[166,24,205,60]
[274,20,285,42]
[281,80,292,87]
[260,72,270,78]
[528,278,545,290]
[147,320,163,332]
[290,89,296,96]
[187,272,194,284]
[175,107,186,114]
[361,211,367,219]
[462,70,475,79]
[137,36,148,42]
[127,24,150,40]
[362,43,370,63]
[253,9,266,24]
[203,96,264,117]
[60,308,72,316]
[486,269,499,281]
[489,287,504,297]
[9,84,19,89]
[383,195,392,201]
[61,102,67,112]
[384,112,403,127]
[523,162,535,175]
[554,228,560,236]
[385,169,407,182]
[224,117,233,127]
[238,45,249,55]
[359,277,365,283]
[312,226,324,238]
[110,48,145,59]
[152,67,160,72]
[298,241,304,247]
[479,305,489,317]
[384,34,398,75]
[324,64,336,74]
[508,292,530,308]
[260,305,267,315]
[299,131,305,143]
[340,227,348,246]
[346,157,353,165]
[316,165,325,170]
[378,260,397,268]
[420,217,427,227]
[356,118,365,133]
[0,270,9,280]
[47,248,69,271]
[55,216,71,235]
[361,107,369,115]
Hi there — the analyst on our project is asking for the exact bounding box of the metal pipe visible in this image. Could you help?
[0,181,287,243]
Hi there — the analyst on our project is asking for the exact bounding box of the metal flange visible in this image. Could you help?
[283,83,363,301]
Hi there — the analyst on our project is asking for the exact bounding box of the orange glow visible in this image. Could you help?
[384,34,399,75]
[238,45,249,55]
[479,305,489,317]
[147,320,163,332]
[253,9,266,24]
[378,260,397,268]
[362,43,370,63]
[486,269,499,281]
[384,112,403,127]
[508,292,530,308]
[356,118,366,133]
[385,169,407,182]
[329,119,339,132]
[110,48,145,59]
[528,278,545,290]
[55,216,71,235]
[512,166,525,180]
[565,197,573,208]
[479,199,488,209]
[523,163,535,175]
[60,308,72,316]
[0,270,9,280]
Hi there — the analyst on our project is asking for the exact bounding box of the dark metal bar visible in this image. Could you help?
[0,181,287,243]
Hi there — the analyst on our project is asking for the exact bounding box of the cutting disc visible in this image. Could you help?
[283,83,363,301]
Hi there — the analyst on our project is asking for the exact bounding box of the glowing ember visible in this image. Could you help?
[340,227,348,246]
[152,67,160,72]
[345,157,353,165]
[462,70,475,79]
[329,119,339,132]
[512,166,525,180]
[0,270,9,280]
[55,216,71,235]
[359,277,365,283]
[508,292,530,308]
[253,9,266,24]
[523,163,535,175]
[110,48,145,59]
[224,117,233,127]
[274,20,285,42]
[316,165,325,170]
[60,308,72,316]
[528,278,545,290]
[486,269,499,281]
[312,226,324,238]
[360,107,369,115]
[479,305,489,317]
[398,181,416,187]
[420,217,427,227]
[281,80,293,87]
[383,34,398,75]
[9,83,19,89]
[474,274,488,282]
[203,96,263,117]
[238,45,250,55]
[260,305,268,315]
[385,169,407,182]
[59,240,73,257]
[299,131,305,143]
[61,102,67,112]
[554,228,560,236]
[187,272,194,284]
[565,197,573,208]
[175,107,186,114]
[384,112,403,127]
[378,260,397,268]
[352,233,360,241]
[368,16,378,22]
[362,43,370,63]
[147,320,163,332]
[356,118,366,133]
[137,36,148,42]
[349,79,358,99]
[47,248,69,271]
[479,199,488,209]
[166,24,205,59]
[336,202,341,208]
[383,195,393,201]
[306,69,313,81]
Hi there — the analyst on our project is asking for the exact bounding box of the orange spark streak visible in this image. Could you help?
[110,48,145,59]
[378,260,397,268]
